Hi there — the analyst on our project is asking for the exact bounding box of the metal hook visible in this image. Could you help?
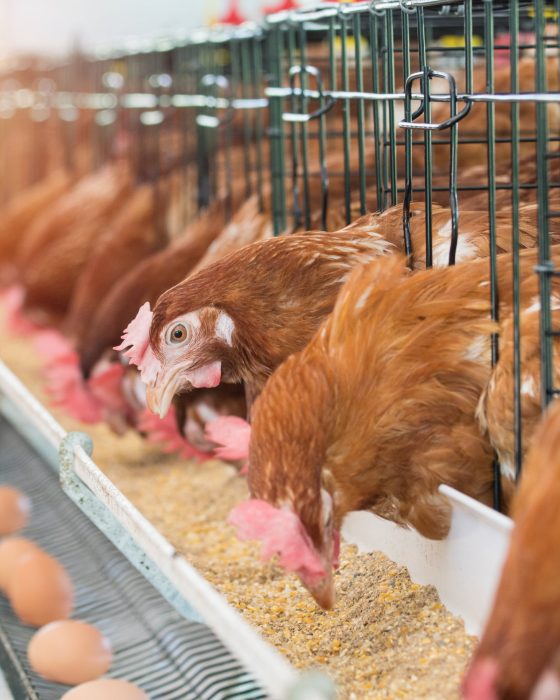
[398,0,417,15]
[369,1,388,18]
[399,69,472,131]
[282,65,337,123]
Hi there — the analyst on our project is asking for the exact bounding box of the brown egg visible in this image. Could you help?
[0,486,31,535]
[9,550,73,626]
[0,537,40,593]
[60,679,148,700]
[28,620,112,684]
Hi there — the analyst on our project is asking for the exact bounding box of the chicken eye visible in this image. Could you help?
[167,323,189,345]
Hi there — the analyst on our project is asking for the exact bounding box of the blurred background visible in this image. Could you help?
[0,0,315,58]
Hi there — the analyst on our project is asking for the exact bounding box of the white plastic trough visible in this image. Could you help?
[342,488,513,637]
[0,359,513,697]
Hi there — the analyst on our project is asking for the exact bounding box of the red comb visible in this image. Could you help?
[0,285,40,335]
[228,499,326,583]
[137,408,213,462]
[205,415,251,462]
[36,329,129,425]
[114,302,161,383]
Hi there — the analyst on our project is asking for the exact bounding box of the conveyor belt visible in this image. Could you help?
[0,416,266,700]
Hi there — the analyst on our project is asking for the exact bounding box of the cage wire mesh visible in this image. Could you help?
[0,5,560,685]
[265,0,560,508]
[0,24,268,236]
[192,26,268,221]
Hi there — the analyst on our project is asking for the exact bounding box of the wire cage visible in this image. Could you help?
[0,23,268,236]
[187,25,268,221]
[0,1,560,697]
[265,0,560,508]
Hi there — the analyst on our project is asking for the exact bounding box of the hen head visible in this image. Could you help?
[228,489,340,610]
[115,300,238,418]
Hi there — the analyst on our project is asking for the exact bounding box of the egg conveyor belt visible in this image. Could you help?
[0,415,270,700]
[0,361,334,700]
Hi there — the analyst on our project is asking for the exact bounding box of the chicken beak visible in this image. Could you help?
[306,570,336,611]
[146,375,177,418]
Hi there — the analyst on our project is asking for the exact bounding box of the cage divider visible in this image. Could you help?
[240,39,255,202]
[447,73,459,266]
[267,24,286,236]
[536,0,555,409]
[253,37,265,213]
[298,24,311,231]
[417,6,433,266]
[384,8,398,208]
[402,8,413,257]
[482,0,502,511]
[510,0,523,481]
[369,10,384,212]
[353,13,367,215]
[287,27,302,231]
[340,12,353,224]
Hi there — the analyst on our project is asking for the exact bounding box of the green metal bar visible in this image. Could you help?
[253,37,265,213]
[210,41,220,204]
[315,14,337,230]
[509,0,522,480]
[484,2,499,366]
[298,23,311,230]
[268,25,286,235]
[287,26,302,230]
[447,2,470,265]
[536,0,554,408]
[380,13,390,210]
[385,9,398,208]
[328,15,337,94]
[464,0,474,95]
[369,10,383,211]
[222,43,235,222]
[401,8,413,255]
[447,83,458,266]
[483,0,501,510]
[402,8,411,184]
[240,37,255,200]
[417,7,432,266]
[353,13,367,215]
[340,13,353,223]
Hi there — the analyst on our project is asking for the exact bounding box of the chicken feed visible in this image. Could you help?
[0,313,475,699]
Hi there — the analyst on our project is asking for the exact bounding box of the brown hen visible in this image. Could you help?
[477,296,560,478]
[0,169,73,283]
[463,399,560,700]
[64,183,166,343]
[228,245,559,610]
[17,162,133,323]
[142,199,543,419]
[427,55,560,175]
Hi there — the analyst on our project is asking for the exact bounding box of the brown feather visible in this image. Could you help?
[248,246,560,563]
[150,199,545,410]
[64,184,166,343]
[466,399,560,700]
